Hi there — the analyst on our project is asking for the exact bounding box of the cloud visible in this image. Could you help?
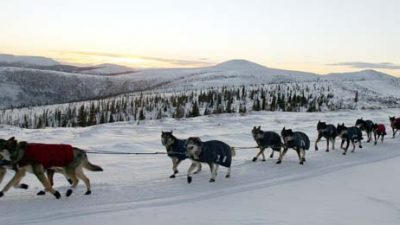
[328,62,400,70]
[56,50,213,67]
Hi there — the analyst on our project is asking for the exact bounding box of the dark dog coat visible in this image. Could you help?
[395,118,400,126]
[195,140,232,168]
[256,131,283,149]
[167,139,188,160]
[286,132,310,150]
[319,125,337,138]
[343,127,363,141]
[19,144,74,169]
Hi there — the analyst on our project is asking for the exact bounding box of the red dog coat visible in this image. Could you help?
[376,124,386,134]
[19,144,74,169]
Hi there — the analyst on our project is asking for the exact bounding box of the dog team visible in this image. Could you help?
[0,116,399,199]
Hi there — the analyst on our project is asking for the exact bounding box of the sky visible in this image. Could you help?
[0,0,399,76]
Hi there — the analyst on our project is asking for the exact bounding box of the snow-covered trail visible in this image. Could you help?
[0,109,399,225]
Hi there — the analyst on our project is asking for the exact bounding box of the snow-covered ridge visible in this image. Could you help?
[0,54,59,66]
[0,55,399,109]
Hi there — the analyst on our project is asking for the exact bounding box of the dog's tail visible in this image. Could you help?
[84,161,103,172]
[82,153,103,172]
[230,147,236,157]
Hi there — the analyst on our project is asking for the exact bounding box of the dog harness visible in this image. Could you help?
[19,144,74,169]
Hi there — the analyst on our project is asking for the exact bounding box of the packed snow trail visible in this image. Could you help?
[0,109,399,225]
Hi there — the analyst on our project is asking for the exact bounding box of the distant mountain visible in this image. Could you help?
[324,69,394,81]
[0,54,59,66]
[80,63,135,75]
[0,55,399,109]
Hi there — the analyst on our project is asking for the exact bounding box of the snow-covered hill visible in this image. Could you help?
[0,56,399,109]
[79,63,135,75]
[0,109,399,225]
[0,54,59,66]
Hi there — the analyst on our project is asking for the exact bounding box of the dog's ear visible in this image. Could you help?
[258,126,261,129]
[8,137,15,141]
[170,130,173,134]
[161,131,165,134]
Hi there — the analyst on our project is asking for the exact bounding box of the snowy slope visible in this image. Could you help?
[0,54,59,66]
[0,57,399,109]
[0,109,400,225]
[79,63,135,75]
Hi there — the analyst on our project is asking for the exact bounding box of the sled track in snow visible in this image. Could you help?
[4,138,400,225]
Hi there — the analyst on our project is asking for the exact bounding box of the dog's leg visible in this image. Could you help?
[170,158,178,178]
[65,168,79,197]
[225,167,231,178]
[260,147,267,161]
[269,148,275,158]
[75,167,91,195]
[187,161,199,184]
[170,158,176,178]
[296,148,302,164]
[343,140,349,155]
[0,167,6,185]
[374,132,377,145]
[326,137,330,152]
[12,174,29,190]
[315,134,322,151]
[252,147,264,162]
[276,147,288,164]
[331,138,336,150]
[32,165,61,199]
[301,149,306,164]
[210,164,218,182]
[194,162,202,174]
[0,168,26,197]
[351,140,356,153]
[341,139,345,149]
[381,134,384,143]
[37,169,56,195]
[358,138,362,148]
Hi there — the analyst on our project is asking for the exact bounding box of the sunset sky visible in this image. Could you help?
[1,0,399,76]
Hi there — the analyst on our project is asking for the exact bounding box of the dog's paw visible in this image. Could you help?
[66,189,73,197]
[19,183,29,190]
[342,152,346,155]
[37,190,46,196]
[85,190,92,195]
[187,176,192,184]
[252,157,257,162]
[0,191,4,198]
[67,178,73,185]
[262,159,266,162]
[276,160,282,164]
[225,174,230,178]
[169,174,176,179]
[54,191,61,199]
[209,178,215,183]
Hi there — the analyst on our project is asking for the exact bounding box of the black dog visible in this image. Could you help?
[279,127,310,165]
[185,137,235,183]
[251,126,282,162]
[161,131,201,178]
[315,121,337,152]
[389,116,400,138]
[355,118,374,143]
[337,123,363,155]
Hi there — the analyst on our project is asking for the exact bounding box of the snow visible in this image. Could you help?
[0,54,59,66]
[0,109,399,225]
[1,58,399,109]
[80,64,135,75]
